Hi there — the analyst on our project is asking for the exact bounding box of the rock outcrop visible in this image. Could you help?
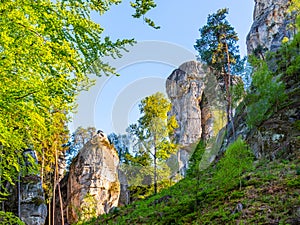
[118,169,130,206]
[166,61,231,175]
[4,149,47,225]
[64,133,120,224]
[219,65,300,160]
[246,0,294,55]
[221,0,300,160]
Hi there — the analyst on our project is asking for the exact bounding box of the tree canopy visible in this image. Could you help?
[194,8,245,136]
[128,92,178,194]
[194,8,244,75]
[0,0,158,222]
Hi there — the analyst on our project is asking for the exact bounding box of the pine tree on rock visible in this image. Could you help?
[194,8,245,137]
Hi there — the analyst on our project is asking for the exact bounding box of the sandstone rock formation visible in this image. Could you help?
[166,61,229,175]
[219,67,300,160]
[246,0,294,55]
[220,0,300,159]
[4,149,47,225]
[65,133,120,224]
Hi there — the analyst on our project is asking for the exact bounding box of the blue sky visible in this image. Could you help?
[71,0,255,134]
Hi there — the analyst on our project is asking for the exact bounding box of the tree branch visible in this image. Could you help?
[16,22,47,42]
[14,91,38,100]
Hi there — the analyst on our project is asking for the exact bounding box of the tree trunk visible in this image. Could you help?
[41,148,44,185]
[52,142,58,225]
[54,140,65,225]
[154,134,157,195]
[225,42,236,139]
[52,167,56,225]
[154,147,157,195]
[48,201,51,225]
[18,157,21,219]
[58,183,64,225]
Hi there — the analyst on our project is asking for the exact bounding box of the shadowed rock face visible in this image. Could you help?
[4,149,47,225]
[247,0,294,55]
[66,134,120,224]
[118,169,130,206]
[166,61,230,175]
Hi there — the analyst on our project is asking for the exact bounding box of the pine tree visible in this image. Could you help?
[194,8,245,137]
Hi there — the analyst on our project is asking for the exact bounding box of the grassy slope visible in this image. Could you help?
[81,154,299,225]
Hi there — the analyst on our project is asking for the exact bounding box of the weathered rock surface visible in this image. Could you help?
[64,133,120,224]
[219,60,300,161]
[166,61,230,175]
[218,0,300,160]
[4,149,47,225]
[118,169,130,206]
[246,0,294,55]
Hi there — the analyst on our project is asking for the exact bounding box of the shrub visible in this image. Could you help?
[186,141,206,177]
[246,57,287,128]
[0,211,24,225]
[213,137,254,190]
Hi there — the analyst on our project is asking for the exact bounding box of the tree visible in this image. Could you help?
[108,133,130,165]
[65,127,96,168]
[194,8,245,137]
[0,0,158,222]
[128,92,178,194]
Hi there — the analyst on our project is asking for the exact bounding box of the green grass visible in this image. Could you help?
[78,154,299,225]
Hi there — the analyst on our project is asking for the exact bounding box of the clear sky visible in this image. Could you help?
[71,0,255,135]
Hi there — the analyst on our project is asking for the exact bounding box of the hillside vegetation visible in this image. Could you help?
[77,7,300,224]
[80,140,300,224]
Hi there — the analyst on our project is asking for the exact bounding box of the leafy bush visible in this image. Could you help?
[213,137,254,190]
[246,57,287,128]
[186,141,206,177]
[0,211,24,225]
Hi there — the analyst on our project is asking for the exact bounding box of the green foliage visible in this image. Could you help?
[0,211,24,225]
[130,0,160,29]
[230,80,245,108]
[288,0,300,29]
[194,8,245,75]
[128,92,179,194]
[270,14,300,78]
[213,137,254,190]
[108,133,130,164]
[65,126,96,168]
[0,0,158,220]
[186,141,206,177]
[86,151,299,225]
[286,176,300,187]
[78,193,98,223]
[0,0,128,201]
[246,57,287,128]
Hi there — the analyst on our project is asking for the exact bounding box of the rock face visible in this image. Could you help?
[219,66,300,161]
[118,169,130,206]
[4,149,47,225]
[166,61,229,175]
[220,0,300,160]
[246,0,294,55]
[65,133,120,224]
